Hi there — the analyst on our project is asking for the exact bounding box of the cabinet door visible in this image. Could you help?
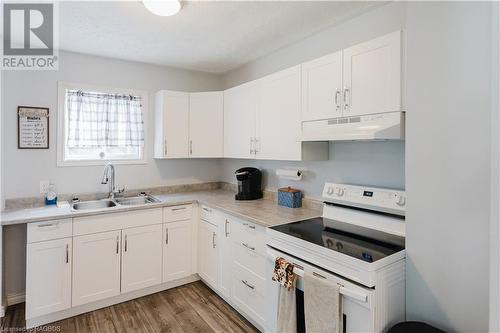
[26,238,72,319]
[343,30,402,116]
[189,92,224,158]
[198,219,218,289]
[301,51,343,121]
[122,224,163,293]
[223,81,257,159]
[256,65,302,161]
[159,90,190,158]
[72,230,121,306]
[218,214,232,299]
[163,220,192,282]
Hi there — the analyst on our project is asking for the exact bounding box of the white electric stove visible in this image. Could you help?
[265,183,407,333]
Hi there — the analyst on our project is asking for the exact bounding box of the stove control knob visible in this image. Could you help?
[394,194,406,206]
[326,186,334,195]
[335,187,345,197]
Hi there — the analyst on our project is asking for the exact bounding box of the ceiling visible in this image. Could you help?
[59,1,380,73]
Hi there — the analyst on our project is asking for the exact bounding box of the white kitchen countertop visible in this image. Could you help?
[0,190,321,228]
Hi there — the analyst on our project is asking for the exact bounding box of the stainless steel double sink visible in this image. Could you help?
[71,195,160,211]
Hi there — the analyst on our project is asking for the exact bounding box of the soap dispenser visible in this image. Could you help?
[45,183,57,205]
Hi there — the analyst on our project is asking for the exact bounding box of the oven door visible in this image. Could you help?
[265,246,375,333]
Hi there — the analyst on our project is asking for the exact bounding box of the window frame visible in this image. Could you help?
[57,81,148,167]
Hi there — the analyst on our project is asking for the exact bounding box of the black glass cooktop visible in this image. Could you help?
[271,217,405,263]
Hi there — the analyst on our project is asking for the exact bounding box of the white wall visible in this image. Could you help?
[405,2,492,332]
[491,4,500,332]
[221,142,405,198]
[2,51,224,200]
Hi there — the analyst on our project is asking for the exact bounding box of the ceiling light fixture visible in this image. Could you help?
[143,0,182,17]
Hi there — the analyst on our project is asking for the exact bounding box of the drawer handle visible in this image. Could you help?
[248,225,256,230]
[242,243,255,251]
[203,207,212,213]
[171,207,187,212]
[65,244,69,264]
[37,223,58,230]
[241,280,255,290]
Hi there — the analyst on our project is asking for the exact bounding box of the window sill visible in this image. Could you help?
[56,159,147,167]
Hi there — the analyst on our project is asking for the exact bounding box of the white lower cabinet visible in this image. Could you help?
[72,230,122,307]
[122,224,163,293]
[198,209,267,329]
[163,220,192,282]
[218,215,232,299]
[198,218,218,289]
[26,238,72,319]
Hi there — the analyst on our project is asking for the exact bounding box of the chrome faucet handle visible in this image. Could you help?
[115,186,125,194]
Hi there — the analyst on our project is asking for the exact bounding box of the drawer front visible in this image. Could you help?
[232,262,266,326]
[163,204,192,223]
[73,208,162,236]
[232,218,266,256]
[233,242,266,279]
[27,219,72,243]
[200,205,216,223]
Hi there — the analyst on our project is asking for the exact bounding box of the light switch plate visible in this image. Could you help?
[40,180,50,194]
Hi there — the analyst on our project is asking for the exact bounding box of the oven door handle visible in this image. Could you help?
[267,250,368,303]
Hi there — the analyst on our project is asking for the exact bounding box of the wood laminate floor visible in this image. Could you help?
[1,281,259,333]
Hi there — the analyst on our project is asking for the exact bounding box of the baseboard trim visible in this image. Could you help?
[7,292,25,306]
[26,274,200,329]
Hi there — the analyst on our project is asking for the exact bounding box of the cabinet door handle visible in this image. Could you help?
[202,207,212,213]
[254,137,259,154]
[190,140,193,155]
[242,243,255,251]
[241,280,255,290]
[335,89,341,111]
[116,236,119,254]
[248,224,256,230]
[212,232,216,248]
[343,87,350,111]
[124,234,128,252]
[250,137,254,155]
[65,244,69,263]
[165,228,169,245]
[225,219,229,237]
[164,139,168,156]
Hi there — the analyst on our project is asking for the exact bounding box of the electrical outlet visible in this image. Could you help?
[40,180,50,194]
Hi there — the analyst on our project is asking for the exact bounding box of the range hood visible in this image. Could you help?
[301,111,405,142]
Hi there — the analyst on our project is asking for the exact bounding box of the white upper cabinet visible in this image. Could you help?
[256,66,302,160]
[224,81,258,159]
[154,90,190,158]
[343,30,402,116]
[301,51,343,121]
[189,92,224,158]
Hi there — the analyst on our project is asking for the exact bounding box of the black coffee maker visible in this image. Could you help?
[234,167,263,200]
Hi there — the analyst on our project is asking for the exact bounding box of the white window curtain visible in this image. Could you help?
[66,89,144,148]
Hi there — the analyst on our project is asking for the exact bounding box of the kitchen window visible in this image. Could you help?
[57,82,148,166]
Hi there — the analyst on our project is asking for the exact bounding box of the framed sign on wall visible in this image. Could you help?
[18,106,49,149]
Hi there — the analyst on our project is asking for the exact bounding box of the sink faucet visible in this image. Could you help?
[101,163,125,198]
